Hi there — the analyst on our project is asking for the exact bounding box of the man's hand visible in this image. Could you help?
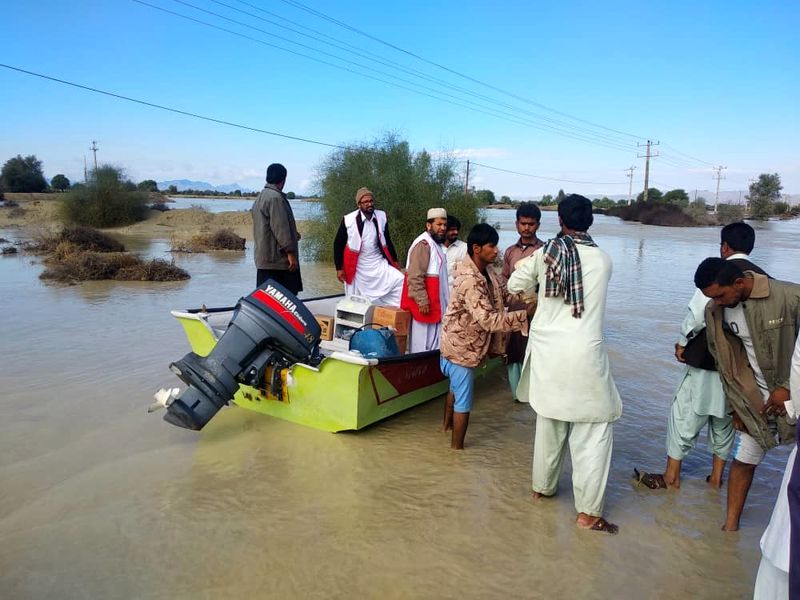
[732,412,747,433]
[761,386,789,417]
[674,343,686,363]
[287,252,299,272]
[419,303,430,315]
[336,269,346,283]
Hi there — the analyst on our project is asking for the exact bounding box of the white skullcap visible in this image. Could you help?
[427,208,447,220]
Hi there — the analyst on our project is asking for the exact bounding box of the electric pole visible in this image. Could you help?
[83,155,88,184]
[464,159,470,196]
[712,165,727,213]
[625,165,637,203]
[637,140,659,201]
[90,140,99,173]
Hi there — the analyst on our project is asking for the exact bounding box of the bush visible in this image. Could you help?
[309,133,479,263]
[60,165,149,227]
[773,201,789,215]
[716,203,745,224]
[27,226,125,254]
[39,247,189,282]
[150,200,171,212]
[171,228,245,252]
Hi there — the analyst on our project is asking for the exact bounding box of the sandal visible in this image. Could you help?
[587,517,619,535]
[633,468,668,490]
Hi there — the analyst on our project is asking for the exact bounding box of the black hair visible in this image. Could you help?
[447,215,461,230]
[266,163,287,184]
[466,223,499,257]
[694,257,745,289]
[720,222,755,254]
[516,201,541,222]
[558,194,593,231]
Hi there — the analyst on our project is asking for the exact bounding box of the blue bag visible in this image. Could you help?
[348,324,401,358]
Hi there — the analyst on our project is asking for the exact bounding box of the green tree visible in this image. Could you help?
[167,184,178,194]
[555,189,567,203]
[539,194,554,206]
[1,154,48,192]
[592,196,615,209]
[636,188,663,202]
[662,188,689,207]
[499,195,511,204]
[51,174,71,192]
[773,201,789,215]
[286,191,296,199]
[474,189,496,205]
[233,189,242,197]
[60,165,149,227]
[137,179,159,192]
[309,133,479,263]
[747,173,782,220]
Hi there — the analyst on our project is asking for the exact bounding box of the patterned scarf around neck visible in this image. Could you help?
[543,231,598,318]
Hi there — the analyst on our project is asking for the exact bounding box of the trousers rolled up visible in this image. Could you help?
[532,416,613,517]
[666,399,734,461]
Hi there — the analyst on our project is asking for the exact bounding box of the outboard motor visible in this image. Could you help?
[163,280,321,431]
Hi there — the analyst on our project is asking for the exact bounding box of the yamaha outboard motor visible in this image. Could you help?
[163,280,321,431]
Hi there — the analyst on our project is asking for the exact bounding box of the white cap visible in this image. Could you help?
[427,208,447,220]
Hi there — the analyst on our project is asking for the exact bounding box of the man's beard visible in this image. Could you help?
[431,231,446,243]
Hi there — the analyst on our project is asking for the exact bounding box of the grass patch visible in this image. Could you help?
[25,224,190,283]
[171,228,245,252]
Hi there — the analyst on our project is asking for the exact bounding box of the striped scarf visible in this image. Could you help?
[543,231,598,318]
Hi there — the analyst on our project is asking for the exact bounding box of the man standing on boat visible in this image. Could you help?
[440,223,533,449]
[694,257,799,532]
[501,202,544,402]
[443,215,468,289]
[508,194,622,534]
[252,163,302,294]
[402,208,449,352]
[333,187,403,305]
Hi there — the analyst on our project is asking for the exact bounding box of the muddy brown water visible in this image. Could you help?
[1,211,799,599]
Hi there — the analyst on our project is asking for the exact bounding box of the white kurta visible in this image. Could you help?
[507,245,622,423]
[444,240,468,289]
[407,234,449,353]
[345,215,404,306]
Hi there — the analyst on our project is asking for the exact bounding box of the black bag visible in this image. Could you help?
[682,328,717,371]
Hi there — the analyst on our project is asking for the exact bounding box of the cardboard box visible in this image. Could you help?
[394,334,408,354]
[315,315,334,341]
[372,306,412,336]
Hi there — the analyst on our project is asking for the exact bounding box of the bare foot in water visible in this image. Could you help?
[531,491,554,500]
[706,474,724,489]
[576,513,619,535]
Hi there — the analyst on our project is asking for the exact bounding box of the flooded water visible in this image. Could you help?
[1,211,798,599]
[166,196,323,220]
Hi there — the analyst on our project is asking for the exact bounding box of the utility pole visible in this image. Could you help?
[637,140,659,201]
[83,155,88,184]
[712,165,727,213]
[464,159,470,196]
[90,140,99,173]
[625,165,637,203]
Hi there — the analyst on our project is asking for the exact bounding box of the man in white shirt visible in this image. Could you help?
[508,195,622,534]
[443,215,468,289]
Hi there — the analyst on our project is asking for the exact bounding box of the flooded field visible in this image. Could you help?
[1,210,798,599]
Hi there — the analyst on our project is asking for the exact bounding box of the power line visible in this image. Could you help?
[469,161,626,185]
[132,0,639,153]
[276,0,646,141]
[211,0,639,148]
[0,63,347,149]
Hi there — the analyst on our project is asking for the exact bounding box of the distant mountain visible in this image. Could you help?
[158,179,255,193]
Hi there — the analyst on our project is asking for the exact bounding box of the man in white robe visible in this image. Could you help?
[443,215,468,290]
[401,208,449,353]
[508,194,622,534]
[333,187,403,305]
[753,333,800,599]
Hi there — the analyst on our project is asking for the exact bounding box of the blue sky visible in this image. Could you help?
[1,0,798,198]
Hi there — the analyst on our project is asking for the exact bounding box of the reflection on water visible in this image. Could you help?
[166,195,323,221]
[1,213,799,598]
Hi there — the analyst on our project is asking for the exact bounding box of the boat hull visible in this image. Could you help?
[171,298,495,432]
